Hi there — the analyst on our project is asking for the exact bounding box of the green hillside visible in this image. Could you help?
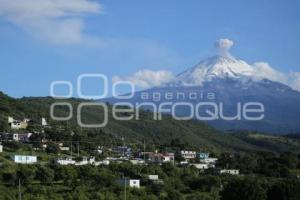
[1,91,299,153]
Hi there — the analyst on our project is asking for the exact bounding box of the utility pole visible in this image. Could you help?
[70,142,73,160]
[70,131,74,160]
[77,141,80,157]
[122,137,125,157]
[143,139,146,164]
[18,178,22,200]
[124,177,127,200]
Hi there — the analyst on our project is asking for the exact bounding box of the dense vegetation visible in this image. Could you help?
[0,150,300,200]
[1,91,299,154]
[1,91,300,199]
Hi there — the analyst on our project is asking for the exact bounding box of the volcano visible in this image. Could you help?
[106,40,300,134]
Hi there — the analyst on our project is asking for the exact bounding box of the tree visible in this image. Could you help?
[17,165,36,184]
[35,166,54,183]
[165,189,184,200]
[1,169,17,185]
[220,177,267,200]
[279,152,299,169]
[0,185,16,200]
[46,142,60,154]
[267,180,300,200]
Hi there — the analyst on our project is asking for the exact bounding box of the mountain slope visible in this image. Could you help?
[1,91,299,153]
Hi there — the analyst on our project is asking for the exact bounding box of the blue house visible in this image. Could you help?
[115,146,132,157]
[197,152,210,159]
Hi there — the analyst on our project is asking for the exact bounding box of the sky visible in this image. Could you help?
[0,0,300,98]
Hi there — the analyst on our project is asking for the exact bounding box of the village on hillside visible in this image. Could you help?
[0,116,240,189]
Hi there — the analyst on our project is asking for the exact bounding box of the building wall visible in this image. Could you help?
[129,180,140,188]
[13,155,37,164]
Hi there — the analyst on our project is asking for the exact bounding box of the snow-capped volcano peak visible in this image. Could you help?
[169,54,255,86]
[193,54,254,78]
[168,39,255,86]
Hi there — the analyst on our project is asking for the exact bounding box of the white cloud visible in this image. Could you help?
[214,38,234,56]
[252,62,300,91]
[290,72,300,91]
[252,62,288,83]
[112,70,175,89]
[0,0,101,44]
[114,62,300,91]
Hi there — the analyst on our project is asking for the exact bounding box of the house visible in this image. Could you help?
[117,179,140,188]
[163,153,175,163]
[23,118,31,123]
[56,157,76,165]
[56,156,109,166]
[57,143,70,151]
[41,118,48,126]
[75,156,101,166]
[114,146,132,157]
[200,157,218,164]
[0,144,3,153]
[218,169,240,175]
[12,133,33,142]
[95,146,103,154]
[12,155,37,164]
[8,117,29,130]
[75,157,90,166]
[59,146,70,151]
[148,175,159,181]
[197,152,210,159]
[130,159,145,165]
[8,117,13,124]
[180,161,189,165]
[10,120,28,130]
[146,152,164,164]
[146,151,175,164]
[6,133,32,142]
[181,150,197,160]
[190,163,210,169]
[94,160,110,166]
[148,175,164,184]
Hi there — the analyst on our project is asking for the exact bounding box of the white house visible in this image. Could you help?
[95,146,103,155]
[200,157,218,164]
[181,151,197,160]
[148,175,159,181]
[13,133,18,141]
[148,175,164,184]
[94,160,110,166]
[8,117,13,123]
[130,159,145,165]
[41,118,48,126]
[56,157,75,165]
[12,155,37,164]
[218,169,240,175]
[190,163,210,169]
[163,153,175,163]
[117,179,140,188]
[59,146,70,151]
[8,117,29,130]
[75,157,89,166]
